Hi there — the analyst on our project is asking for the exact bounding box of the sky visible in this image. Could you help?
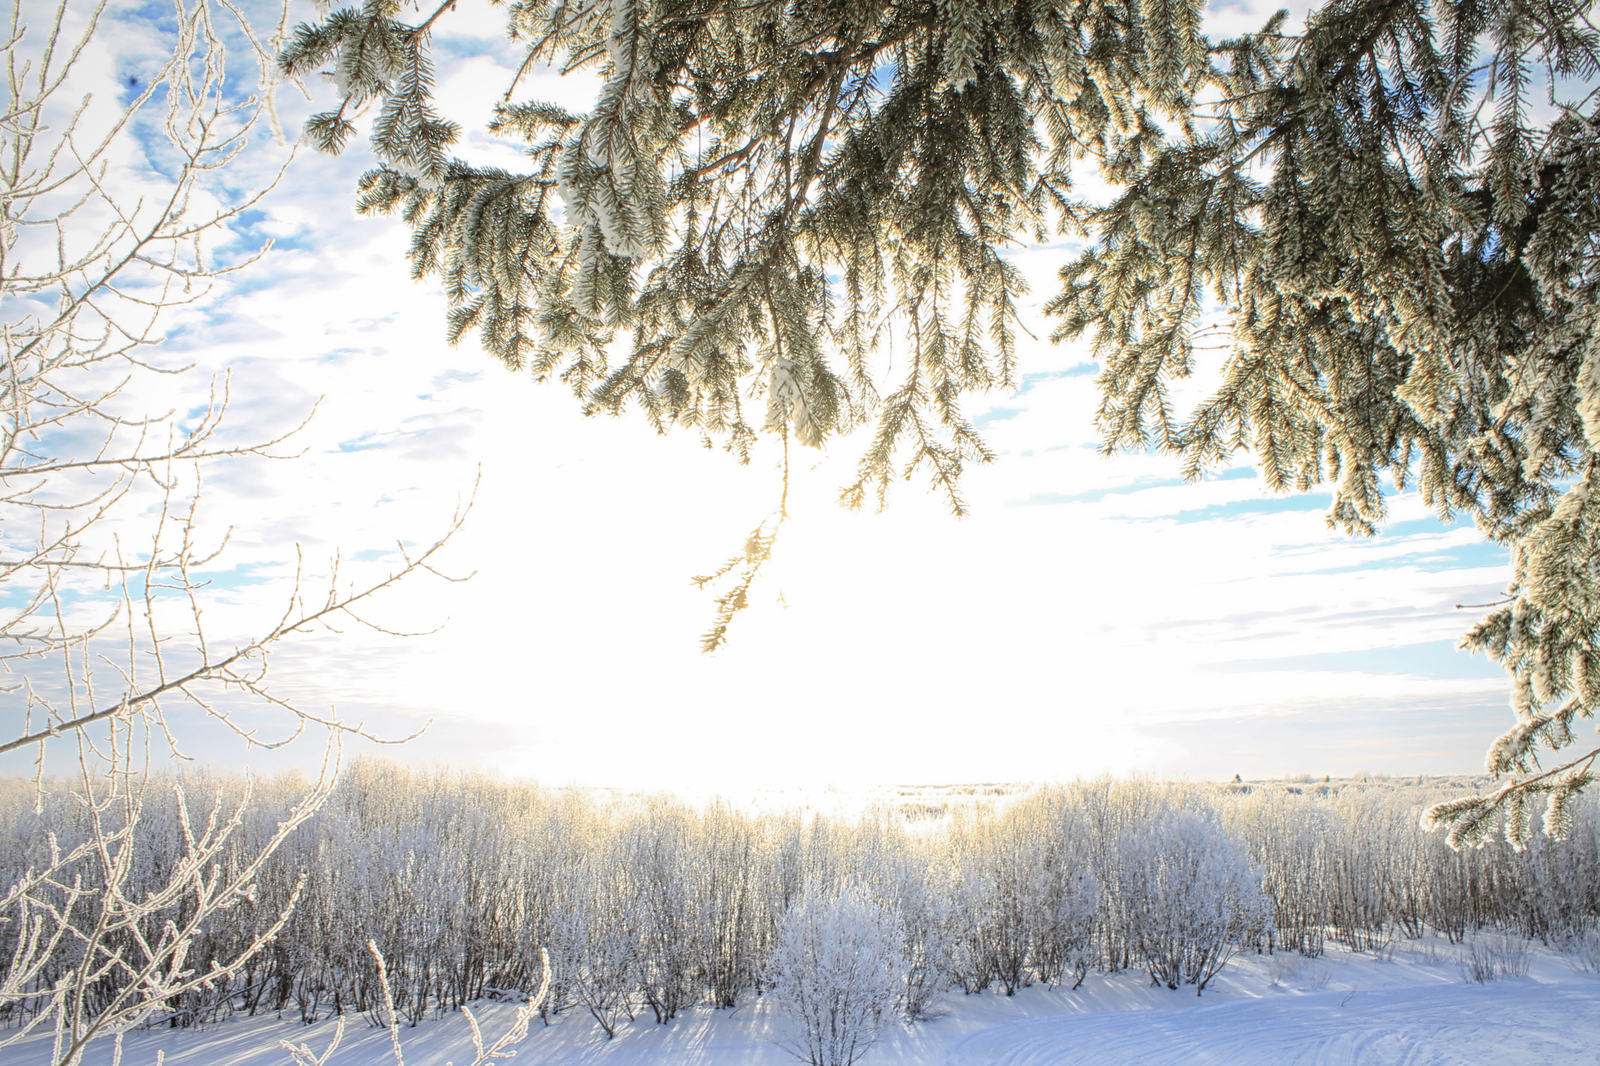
[0,0,1518,792]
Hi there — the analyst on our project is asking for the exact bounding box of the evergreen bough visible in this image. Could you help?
[281,0,1600,848]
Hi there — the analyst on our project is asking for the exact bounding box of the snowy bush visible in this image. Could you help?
[1118,810,1272,994]
[941,796,1103,996]
[878,846,955,1020]
[897,884,955,1019]
[550,857,638,1039]
[1032,865,1100,991]
[620,812,700,1024]
[770,883,907,1066]
[1456,932,1533,983]
[1561,928,1600,973]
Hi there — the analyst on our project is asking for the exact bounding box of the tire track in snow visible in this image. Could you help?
[942,982,1600,1066]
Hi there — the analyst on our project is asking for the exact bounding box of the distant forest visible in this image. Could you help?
[3,765,1595,1042]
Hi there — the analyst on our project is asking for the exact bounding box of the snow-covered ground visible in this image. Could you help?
[14,938,1599,1066]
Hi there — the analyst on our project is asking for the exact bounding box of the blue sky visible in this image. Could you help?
[1,0,1515,790]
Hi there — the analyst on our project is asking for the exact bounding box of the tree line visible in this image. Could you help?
[2,763,1595,1043]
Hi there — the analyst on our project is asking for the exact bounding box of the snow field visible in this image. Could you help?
[11,936,1597,1066]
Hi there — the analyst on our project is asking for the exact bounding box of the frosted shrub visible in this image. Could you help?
[1218,789,1332,957]
[1456,932,1533,983]
[1561,928,1600,973]
[890,861,955,1020]
[620,812,700,1023]
[770,883,907,1066]
[1121,811,1271,994]
[940,796,1103,996]
[956,860,1029,994]
[554,868,638,1039]
[1030,865,1099,991]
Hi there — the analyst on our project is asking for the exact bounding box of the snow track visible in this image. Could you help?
[944,983,1600,1066]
